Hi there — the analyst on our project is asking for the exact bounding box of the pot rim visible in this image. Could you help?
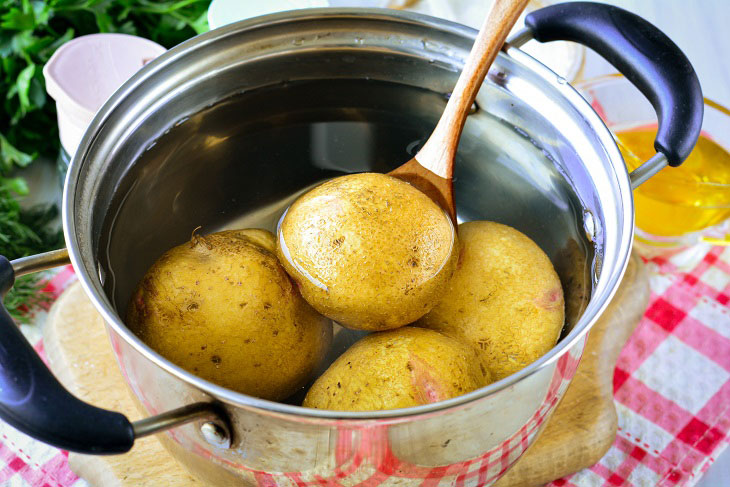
[63,8,634,421]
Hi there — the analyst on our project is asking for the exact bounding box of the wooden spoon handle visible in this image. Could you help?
[415,0,529,178]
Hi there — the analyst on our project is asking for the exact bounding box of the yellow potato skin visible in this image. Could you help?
[418,222,564,381]
[126,229,332,401]
[277,173,458,331]
[303,327,491,411]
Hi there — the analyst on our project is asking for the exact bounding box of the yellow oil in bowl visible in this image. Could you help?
[617,128,730,237]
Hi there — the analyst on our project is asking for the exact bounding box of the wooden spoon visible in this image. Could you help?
[389,0,529,222]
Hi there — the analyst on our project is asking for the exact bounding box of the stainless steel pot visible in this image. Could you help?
[0,3,702,486]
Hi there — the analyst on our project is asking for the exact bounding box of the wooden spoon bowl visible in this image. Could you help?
[389,0,529,222]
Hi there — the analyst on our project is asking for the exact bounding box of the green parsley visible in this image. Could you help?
[1,0,208,320]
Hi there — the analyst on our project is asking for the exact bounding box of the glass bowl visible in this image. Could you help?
[576,74,730,257]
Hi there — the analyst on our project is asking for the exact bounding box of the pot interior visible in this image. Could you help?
[69,10,629,408]
[98,79,594,400]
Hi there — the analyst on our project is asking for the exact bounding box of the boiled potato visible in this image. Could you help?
[277,173,458,331]
[303,327,491,411]
[126,228,332,401]
[418,221,564,381]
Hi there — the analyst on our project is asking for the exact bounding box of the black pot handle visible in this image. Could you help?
[0,252,134,453]
[1,250,222,454]
[516,1,703,172]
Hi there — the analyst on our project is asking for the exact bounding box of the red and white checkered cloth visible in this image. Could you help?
[551,244,730,487]
[0,266,84,487]
[1,243,729,487]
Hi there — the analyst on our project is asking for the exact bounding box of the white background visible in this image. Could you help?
[576,0,730,108]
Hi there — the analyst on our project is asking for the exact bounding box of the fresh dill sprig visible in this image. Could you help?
[4,274,54,324]
[0,183,64,321]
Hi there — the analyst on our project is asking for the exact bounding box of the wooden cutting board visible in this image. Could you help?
[43,252,648,487]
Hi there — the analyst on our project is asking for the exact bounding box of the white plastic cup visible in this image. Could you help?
[44,33,166,158]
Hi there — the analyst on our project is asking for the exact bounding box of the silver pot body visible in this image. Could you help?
[64,9,632,486]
